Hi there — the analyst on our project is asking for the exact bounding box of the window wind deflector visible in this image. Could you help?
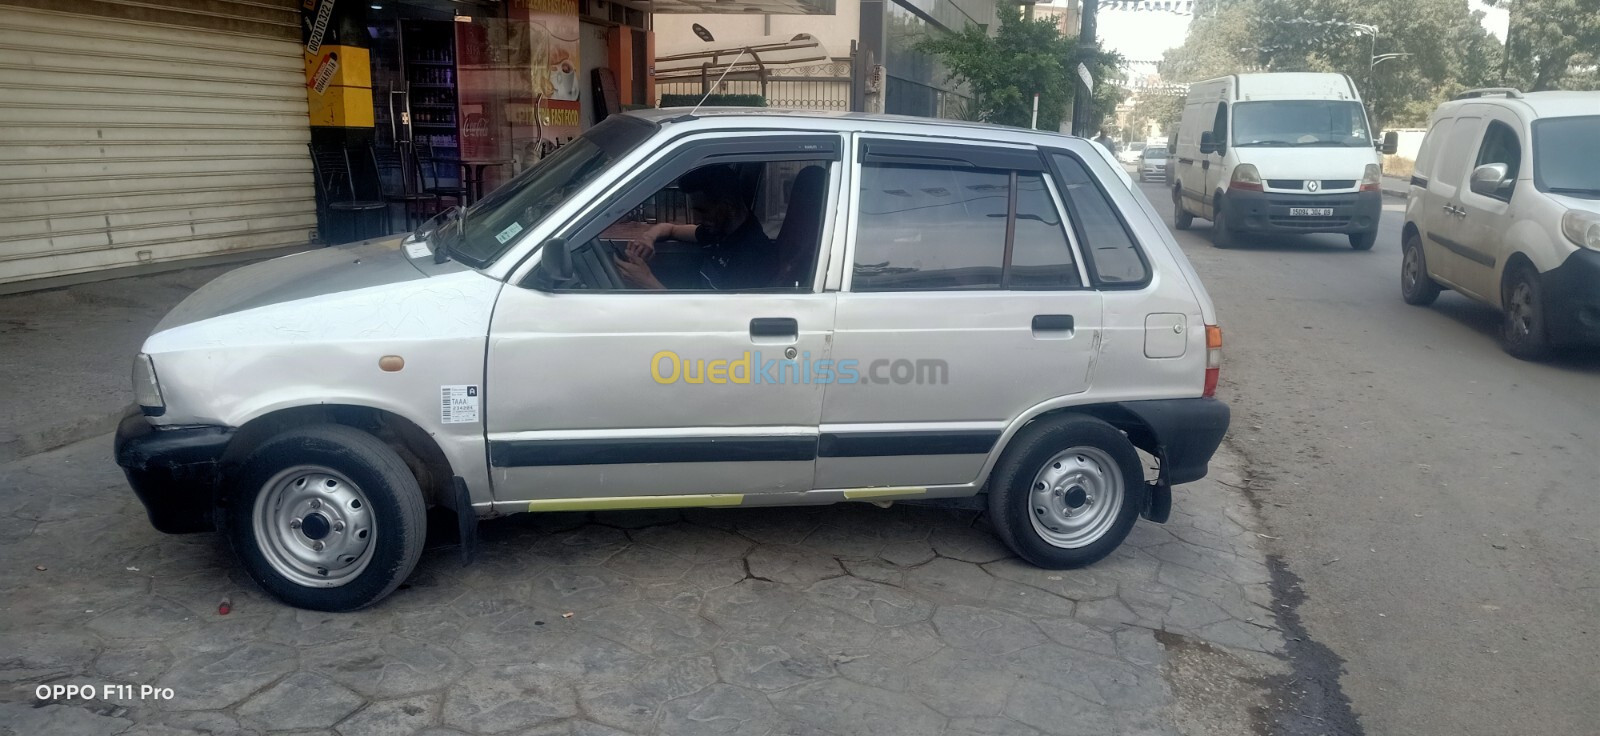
[860,140,1046,172]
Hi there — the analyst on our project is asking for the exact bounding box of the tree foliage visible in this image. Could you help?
[1161,0,1508,128]
[916,2,1122,130]
[1493,0,1600,91]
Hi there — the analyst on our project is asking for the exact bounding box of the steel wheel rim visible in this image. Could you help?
[253,465,376,588]
[1403,243,1422,292]
[1027,446,1125,549]
[1508,281,1534,339]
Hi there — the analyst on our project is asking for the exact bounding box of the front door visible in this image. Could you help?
[1455,112,1525,300]
[816,137,1104,492]
[485,133,845,505]
[1204,101,1230,217]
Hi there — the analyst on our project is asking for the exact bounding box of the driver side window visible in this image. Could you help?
[1474,121,1521,200]
[534,137,839,294]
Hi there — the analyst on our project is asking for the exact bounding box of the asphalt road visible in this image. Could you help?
[1133,176,1600,736]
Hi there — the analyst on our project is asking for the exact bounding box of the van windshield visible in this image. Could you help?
[448,115,656,267]
[1531,115,1600,197]
[1232,100,1372,148]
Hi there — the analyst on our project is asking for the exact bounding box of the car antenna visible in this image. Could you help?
[690,35,746,116]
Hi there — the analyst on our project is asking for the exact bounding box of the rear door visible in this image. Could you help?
[816,136,1103,492]
[1424,112,1487,292]
[1456,110,1526,300]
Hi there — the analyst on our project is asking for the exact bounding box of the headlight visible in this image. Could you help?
[1561,210,1600,250]
[1230,164,1263,192]
[132,353,165,415]
[1360,164,1382,192]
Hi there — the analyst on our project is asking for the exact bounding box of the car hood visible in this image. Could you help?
[154,236,430,333]
[1231,146,1378,179]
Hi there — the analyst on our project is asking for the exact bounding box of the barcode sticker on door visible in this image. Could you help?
[440,385,479,424]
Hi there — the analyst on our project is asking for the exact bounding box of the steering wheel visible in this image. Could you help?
[570,238,626,290]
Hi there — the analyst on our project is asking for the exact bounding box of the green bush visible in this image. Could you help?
[659,93,766,108]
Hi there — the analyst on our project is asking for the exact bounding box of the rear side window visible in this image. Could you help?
[1414,117,1452,180]
[1008,173,1080,288]
[1049,153,1150,286]
[853,163,1010,290]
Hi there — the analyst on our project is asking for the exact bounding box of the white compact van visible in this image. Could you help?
[1170,73,1398,249]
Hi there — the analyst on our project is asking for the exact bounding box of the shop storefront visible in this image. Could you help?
[304,0,655,240]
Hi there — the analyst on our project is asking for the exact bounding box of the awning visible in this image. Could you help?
[654,33,833,80]
[647,0,836,15]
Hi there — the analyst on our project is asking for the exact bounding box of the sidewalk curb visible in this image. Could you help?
[0,404,129,465]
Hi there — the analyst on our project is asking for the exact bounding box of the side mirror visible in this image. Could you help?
[1379,131,1399,155]
[540,237,572,281]
[1469,163,1511,197]
[1199,130,1218,155]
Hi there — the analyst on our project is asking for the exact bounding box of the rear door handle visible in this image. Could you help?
[1032,314,1074,338]
[749,317,798,343]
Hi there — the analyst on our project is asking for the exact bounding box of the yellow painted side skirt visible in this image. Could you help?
[526,494,744,513]
[842,486,927,499]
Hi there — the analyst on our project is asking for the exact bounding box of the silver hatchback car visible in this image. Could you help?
[116,110,1231,611]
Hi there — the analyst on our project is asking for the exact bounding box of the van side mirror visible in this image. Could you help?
[1469,163,1511,197]
[1379,131,1399,155]
[540,238,572,281]
[1199,130,1219,155]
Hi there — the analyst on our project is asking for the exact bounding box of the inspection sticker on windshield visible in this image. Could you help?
[403,240,431,259]
[440,385,479,424]
[494,221,524,244]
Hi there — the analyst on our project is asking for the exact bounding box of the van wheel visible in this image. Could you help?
[1211,199,1236,248]
[1173,188,1194,230]
[227,425,427,612]
[1400,232,1441,305]
[1501,265,1550,361]
[1349,230,1378,251]
[987,415,1143,569]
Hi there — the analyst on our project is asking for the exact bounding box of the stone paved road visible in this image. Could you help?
[2,436,1283,736]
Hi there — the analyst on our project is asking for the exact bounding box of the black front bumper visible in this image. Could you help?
[114,412,233,534]
[1543,248,1600,346]
[1222,188,1382,235]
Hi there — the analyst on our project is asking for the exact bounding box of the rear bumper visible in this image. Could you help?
[1543,249,1600,346]
[1117,398,1231,485]
[1222,188,1382,235]
[114,411,233,534]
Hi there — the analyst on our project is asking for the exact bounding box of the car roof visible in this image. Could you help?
[624,107,1091,149]
[1439,91,1600,121]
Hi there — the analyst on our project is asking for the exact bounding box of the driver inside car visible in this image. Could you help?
[613,165,778,290]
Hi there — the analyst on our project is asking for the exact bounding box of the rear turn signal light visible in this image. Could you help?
[1203,325,1222,398]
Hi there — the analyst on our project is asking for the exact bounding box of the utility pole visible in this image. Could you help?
[1070,0,1099,137]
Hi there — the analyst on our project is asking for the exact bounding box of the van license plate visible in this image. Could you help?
[1289,207,1334,216]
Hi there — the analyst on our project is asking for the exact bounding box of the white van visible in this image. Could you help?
[1170,73,1398,249]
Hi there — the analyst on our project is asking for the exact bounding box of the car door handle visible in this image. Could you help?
[1032,314,1075,337]
[749,317,798,339]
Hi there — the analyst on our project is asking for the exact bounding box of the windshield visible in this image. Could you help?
[1532,115,1600,197]
[1145,148,1168,159]
[449,115,656,267]
[1129,142,1146,151]
[1232,100,1372,148]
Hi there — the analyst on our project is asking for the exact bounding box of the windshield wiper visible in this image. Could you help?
[1547,186,1600,197]
[434,206,465,265]
[1235,140,1294,147]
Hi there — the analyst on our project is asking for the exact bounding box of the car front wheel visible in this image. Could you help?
[228,424,427,611]
[987,415,1144,569]
[1173,187,1194,230]
[1349,229,1378,251]
[1501,265,1551,361]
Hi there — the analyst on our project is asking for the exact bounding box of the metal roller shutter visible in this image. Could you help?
[0,0,315,287]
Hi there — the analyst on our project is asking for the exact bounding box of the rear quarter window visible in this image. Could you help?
[1414,117,1453,180]
[1048,152,1150,287]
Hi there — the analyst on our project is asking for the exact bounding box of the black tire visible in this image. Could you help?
[987,415,1144,569]
[1211,196,1236,249]
[1173,187,1194,230]
[1138,172,1146,183]
[1400,231,1441,306]
[227,424,427,611]
[1501,264,1551,361]
[1349,229,1378,251]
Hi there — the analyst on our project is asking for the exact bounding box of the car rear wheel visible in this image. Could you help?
[987,415,1143,569]
[1401,232,1441,305]
[1501,265,1550,361]
[228,424,427,612]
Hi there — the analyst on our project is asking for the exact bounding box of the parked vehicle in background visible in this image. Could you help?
[115,110,1231,611]
[1117,140,1147,165]
[1400,89,1600,359]
[1170,72,1399,250]
[1139,146,1169,183]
